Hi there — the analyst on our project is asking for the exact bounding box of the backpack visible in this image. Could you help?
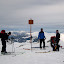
[51,36,56,44]
[0,30,8,40]
[1,30,5,34]
[0,33,2,38]
[0,30,5,38]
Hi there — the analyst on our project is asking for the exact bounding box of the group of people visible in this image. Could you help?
[0,30,11,54]
[38,28,60,51]
[0,28,60,54]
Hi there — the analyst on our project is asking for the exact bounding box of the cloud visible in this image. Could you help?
[0,0,64,26]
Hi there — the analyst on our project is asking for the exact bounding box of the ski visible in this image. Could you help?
[35,51,51,53]
[23,48,31,50]
[0,52,25,57]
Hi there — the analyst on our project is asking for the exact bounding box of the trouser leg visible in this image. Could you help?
[56,40,59,51]
[40,39,42,48]
[1,40,6,52]
[42,39,45,48]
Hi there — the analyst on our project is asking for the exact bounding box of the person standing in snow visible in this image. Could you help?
[56,30,60,51]
[7,32,11,39]
[0,30,11,54]
[38,28,46,49]
[1,30,8,54]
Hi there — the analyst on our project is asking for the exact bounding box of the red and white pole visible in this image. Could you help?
[28,19,33,51]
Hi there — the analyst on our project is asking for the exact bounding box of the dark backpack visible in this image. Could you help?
[0,33,2,38]
[0,30,8,40]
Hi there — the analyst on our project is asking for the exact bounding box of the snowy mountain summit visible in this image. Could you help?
[0,31,64,64]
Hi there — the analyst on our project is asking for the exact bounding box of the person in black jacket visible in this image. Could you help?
[1,30,8,54]
[56,30,60,51]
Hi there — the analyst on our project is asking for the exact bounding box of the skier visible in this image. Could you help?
[1,30,8,54]
[56,30,60,51]
[47,36,57,51]
[38,28,46,49]
[7,32,11,39]
[47,36,56,48]
[6,32,12,43]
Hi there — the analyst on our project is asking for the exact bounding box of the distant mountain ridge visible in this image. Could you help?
[10,31,38,43]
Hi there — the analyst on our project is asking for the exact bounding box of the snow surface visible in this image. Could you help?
[0,32,64,64]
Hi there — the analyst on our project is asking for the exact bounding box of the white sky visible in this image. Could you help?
[0,0,64,26]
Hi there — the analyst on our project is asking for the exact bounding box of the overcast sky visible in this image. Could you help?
[0,0,64,27]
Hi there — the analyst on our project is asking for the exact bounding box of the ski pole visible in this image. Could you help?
[12,40,15,53]
[11,39,15,53]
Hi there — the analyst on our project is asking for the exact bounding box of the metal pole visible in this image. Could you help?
[30,24,32,51]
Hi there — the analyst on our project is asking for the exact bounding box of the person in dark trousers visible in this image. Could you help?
[56,30,60,51]
[38,28,46,49]
[1,30,8,54]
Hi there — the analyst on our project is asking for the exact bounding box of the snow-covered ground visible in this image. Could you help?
[0,32,64,64]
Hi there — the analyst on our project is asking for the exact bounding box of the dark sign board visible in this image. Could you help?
[29,20,33,24]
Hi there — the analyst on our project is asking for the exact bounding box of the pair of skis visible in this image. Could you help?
[0,52,25,57]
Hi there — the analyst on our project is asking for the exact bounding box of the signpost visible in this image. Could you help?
[28,19,34,51]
